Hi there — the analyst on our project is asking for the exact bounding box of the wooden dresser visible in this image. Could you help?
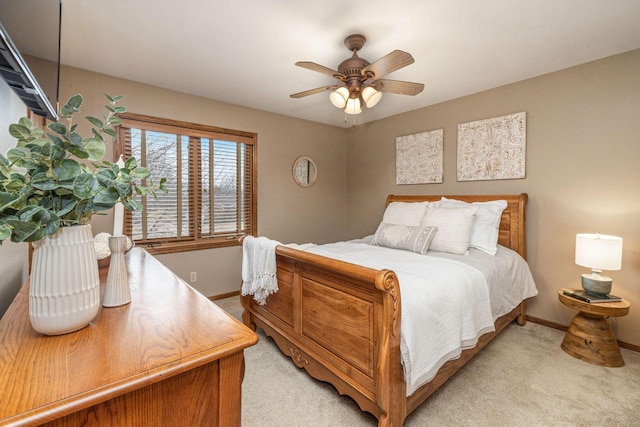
[0,248,258,426]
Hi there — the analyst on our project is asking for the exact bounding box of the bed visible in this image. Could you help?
[241,194,534,426]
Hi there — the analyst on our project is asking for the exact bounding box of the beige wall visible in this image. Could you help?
[56,65,348,298]
[346,49,640,345]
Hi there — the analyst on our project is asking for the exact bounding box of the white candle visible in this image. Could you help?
[113,155,125,237]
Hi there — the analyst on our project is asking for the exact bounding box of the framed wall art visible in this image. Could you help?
[457,111,526,181]
[396,129,443,185]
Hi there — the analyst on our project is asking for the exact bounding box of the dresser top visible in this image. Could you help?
[0,248,257,425]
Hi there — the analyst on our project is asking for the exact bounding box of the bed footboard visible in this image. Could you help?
[242,245,408,426]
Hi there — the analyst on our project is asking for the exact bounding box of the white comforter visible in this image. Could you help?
[305,239,537,396]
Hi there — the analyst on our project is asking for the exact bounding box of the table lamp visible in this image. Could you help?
[575,233,623,296]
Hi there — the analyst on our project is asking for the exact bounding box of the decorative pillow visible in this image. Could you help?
[439,197,508,255]
[371,223,438,255]
[381,201,429,226]
[419,206,478,255]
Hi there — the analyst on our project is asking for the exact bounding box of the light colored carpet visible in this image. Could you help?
[215,296,640,426]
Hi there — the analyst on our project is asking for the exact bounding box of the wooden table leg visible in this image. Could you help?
[561,312,624,367]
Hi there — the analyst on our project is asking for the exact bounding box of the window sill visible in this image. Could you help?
[135,239,241,255]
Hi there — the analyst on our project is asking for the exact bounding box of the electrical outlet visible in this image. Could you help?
[189,271,197,283]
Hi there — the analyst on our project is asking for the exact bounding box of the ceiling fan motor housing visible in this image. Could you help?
[338,55,369,98]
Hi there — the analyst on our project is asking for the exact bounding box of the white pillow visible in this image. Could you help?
[439,197,508,255]
[371,223,438,255]
[382,202,429,226]
[420,206,478,255]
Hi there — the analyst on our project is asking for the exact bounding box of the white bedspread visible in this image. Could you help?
[305,240,537,396]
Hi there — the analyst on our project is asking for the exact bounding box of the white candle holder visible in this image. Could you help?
[103,236,131,307]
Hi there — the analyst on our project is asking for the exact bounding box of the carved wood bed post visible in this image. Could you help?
[374,269,407,426]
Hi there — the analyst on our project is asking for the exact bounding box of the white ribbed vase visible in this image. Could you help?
[29,224,100,335]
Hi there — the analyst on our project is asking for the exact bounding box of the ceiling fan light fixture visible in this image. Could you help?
[329,87,349,108]
[362,86,382,108]
[292,34,423,122]
[344,97,362,115]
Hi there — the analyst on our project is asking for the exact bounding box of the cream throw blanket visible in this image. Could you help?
[241,236,281,305]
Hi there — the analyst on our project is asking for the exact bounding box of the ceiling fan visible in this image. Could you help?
[290,34,424,115]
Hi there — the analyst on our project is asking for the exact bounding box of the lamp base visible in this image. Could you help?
[581,273,612,297]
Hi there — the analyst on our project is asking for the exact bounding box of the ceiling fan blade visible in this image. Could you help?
[361,50,414,79]
[371,79,425,96]
[290,85,340,98]
[295,61,345,80]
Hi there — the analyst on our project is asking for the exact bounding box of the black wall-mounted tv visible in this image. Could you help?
[0,0,61,121]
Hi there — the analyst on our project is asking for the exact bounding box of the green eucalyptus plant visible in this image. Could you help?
[0,93,166,244]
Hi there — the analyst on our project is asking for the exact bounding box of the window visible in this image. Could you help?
[117,113,257,255]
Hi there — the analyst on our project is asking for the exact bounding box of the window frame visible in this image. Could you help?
[116,112,257,255]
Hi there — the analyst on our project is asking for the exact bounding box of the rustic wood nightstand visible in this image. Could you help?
[558,289,630,367]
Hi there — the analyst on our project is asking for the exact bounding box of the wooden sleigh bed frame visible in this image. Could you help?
[241,194,529,426]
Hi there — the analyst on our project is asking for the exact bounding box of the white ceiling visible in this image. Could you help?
[57,0,640,128]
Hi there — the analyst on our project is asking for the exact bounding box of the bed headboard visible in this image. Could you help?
[385,194,528,259]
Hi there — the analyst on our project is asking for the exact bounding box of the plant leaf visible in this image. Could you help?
[49,145,66,163]
[59,106,72,118]
[0,224,11,241]
[91,128,105,141]
[73,173,98,198]
[68,145,90,159]
[9,124,31,140]
[93,187,119,205]
[4,179,25,192]
[18,117,33,128]
[107,116,122,126]
[0,192,21,212]
[123,199,143,211]
[83,138,106,161]
[5,219,38,243]
[48,122,68,136]
[102,127,117,138]
[54,187,74,196]
[6,147,29,162]
[95,168,116,187]
[30,172,59,191]
[24,227,45,242]
[133,167,151,179]
[125,157,137,169]
[47,133,64,147]
[17,205,51,224]
[44,214,60,235]
[67,94,83,109]
[56,199,76,217]
[53,158,82,181]
[85,116,104,128]
[26,138,52,148]
[70,132,83,146]
[115,181,133,198]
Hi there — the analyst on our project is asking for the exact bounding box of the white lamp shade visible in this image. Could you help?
[575,233,623,271]
[344,97,362,115]
[329,87,349,108]
[362,86,382,108]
